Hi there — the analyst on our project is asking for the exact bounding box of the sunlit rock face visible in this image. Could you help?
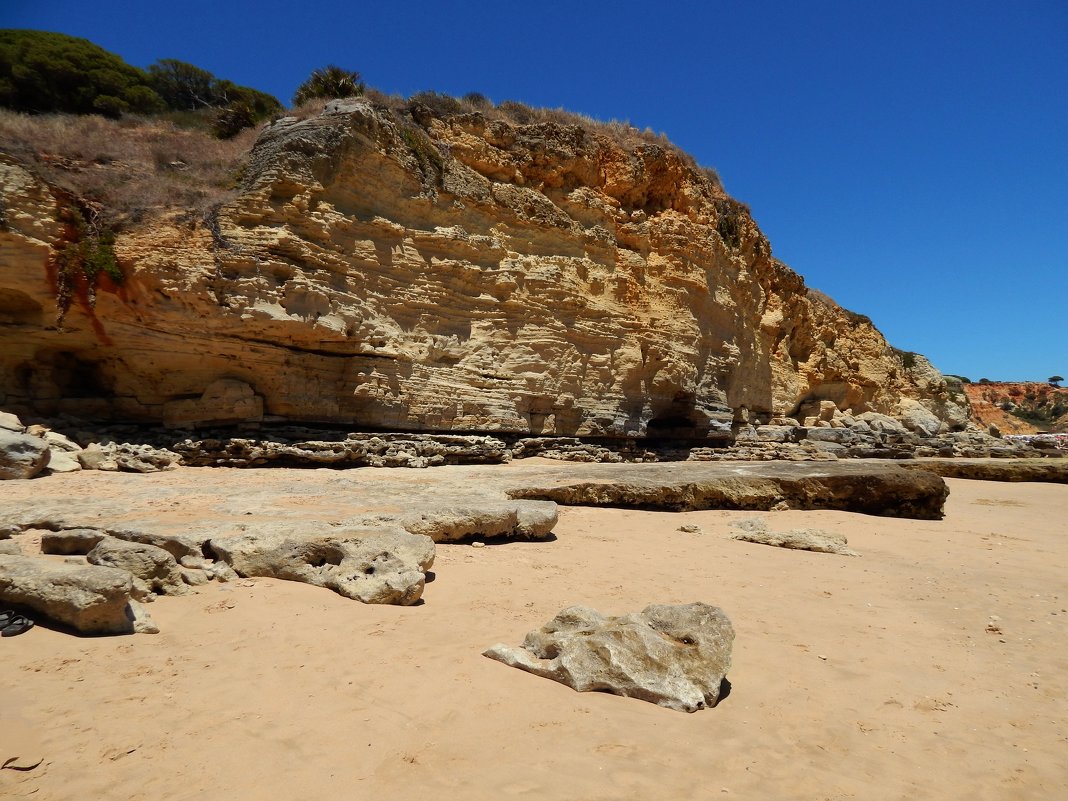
[0,102,966,435]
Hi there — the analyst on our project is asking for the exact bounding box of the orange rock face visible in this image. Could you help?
[963,382,1068,434]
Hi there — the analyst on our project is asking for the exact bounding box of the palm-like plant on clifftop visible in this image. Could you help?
[292,65,364,106]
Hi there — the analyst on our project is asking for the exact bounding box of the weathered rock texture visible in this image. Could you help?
[505,461,949,519]
[903,458,1068,484]
[0,427,49,479]
[0,554,157,634]
[174,432,512,468]
[86,537,189,597]
[729,518,858,556]
[208,526,434,605]
[963,382,1068,435]
[40,528,107,555]
[0,102,968,438]
[484,603,734,712]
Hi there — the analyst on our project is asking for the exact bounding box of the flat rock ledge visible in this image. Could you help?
[484,603,734,713]
[902,458,1068,484]
[0,555,157,635]
[505,461,949,519]
[173,433,513,468]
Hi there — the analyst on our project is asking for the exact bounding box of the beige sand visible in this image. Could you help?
[2,469,1066,800]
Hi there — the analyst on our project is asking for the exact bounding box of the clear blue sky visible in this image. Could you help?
[5,0,1066,381]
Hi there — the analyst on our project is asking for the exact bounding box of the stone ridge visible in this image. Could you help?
[0,101,967,437]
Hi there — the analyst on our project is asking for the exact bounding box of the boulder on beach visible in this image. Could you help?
[484,602,734,712]
[0,554,158,635]
[209,526,435,605]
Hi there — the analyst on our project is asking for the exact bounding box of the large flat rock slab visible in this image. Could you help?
[0,466,558,605]
[902,458,1068,484]
[500,460,948,519]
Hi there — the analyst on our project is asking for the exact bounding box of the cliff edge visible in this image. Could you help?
[0,99,969,438]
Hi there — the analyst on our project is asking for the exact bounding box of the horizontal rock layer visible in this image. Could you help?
[503,461,949,519]
[902,458,1068,484]
[1,102,968,437]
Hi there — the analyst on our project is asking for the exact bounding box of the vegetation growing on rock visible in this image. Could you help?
[292,64,364,106]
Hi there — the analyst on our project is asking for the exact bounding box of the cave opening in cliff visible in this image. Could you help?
[646,414,705,438]
[646,394,714,440]
[50,351,110,398]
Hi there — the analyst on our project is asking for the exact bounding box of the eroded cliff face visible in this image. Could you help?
[0,100,967,436]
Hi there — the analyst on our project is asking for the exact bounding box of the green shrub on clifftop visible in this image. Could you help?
[292,65,364,105]
[0,30,165,116]
[0,30,281,136]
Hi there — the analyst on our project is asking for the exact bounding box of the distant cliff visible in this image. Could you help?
[0,98,969,437]
[964,382,1068,433]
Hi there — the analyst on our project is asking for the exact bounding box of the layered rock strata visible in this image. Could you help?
[504,461,949,519]
[1,414,1039,482]
[1,101,970,438]
[903,458,1068,484]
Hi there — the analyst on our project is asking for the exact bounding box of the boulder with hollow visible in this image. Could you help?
[209,526,435,605]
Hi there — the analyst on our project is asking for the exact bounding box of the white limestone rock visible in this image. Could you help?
[484,603,734,712]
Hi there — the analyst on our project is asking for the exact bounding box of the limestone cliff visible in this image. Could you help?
[0,99,968,437]
[964,382,1068,434]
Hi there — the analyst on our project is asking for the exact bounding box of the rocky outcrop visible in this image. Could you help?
[484,603,734,712]
[397,501,558,543]
[963,382,1068,434]
[0,427,49,479]
[208,526,434,605]
[903,458,1068,484]
[76,441,181,472]
[40,528,106,554]
[505,460,949,519]
[39,428,82,472]
[0,554,157,634]
[173,432,512,467]
[86,537,189,597]
[0,102,969,439]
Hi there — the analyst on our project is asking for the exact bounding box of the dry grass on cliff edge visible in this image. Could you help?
[0,109,257,227]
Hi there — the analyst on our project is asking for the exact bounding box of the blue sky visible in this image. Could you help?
[5,0,1066,381]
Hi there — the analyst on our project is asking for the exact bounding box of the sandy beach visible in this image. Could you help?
[2,466,1066,800]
